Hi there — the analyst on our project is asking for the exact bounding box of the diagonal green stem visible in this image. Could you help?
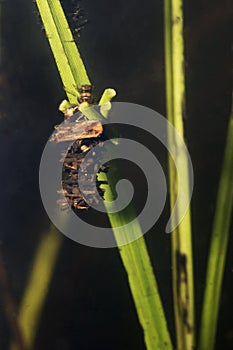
[14,1,174,349]
[98,168,173,350]
[36,0,90,103]
[198,96,233,350]
[10,226,63,350]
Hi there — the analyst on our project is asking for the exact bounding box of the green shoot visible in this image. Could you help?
[198,97,233,350]
[164,0,195,349]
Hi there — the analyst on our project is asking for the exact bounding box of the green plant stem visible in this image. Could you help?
[34,1,173,349]
[98,88,117,106]
[36,0,90,103]
[99,88,117,118]
[164,0,195,349]
[0,248,26,350]
[10,226,63,350]
[118,236,172,350]
[198,97,233,350]
[99,168,173,350]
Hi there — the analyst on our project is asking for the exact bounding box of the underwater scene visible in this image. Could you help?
[0,0,232,349]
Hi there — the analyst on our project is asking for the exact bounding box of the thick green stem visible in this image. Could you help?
[99,169,173,350]
[36,0,90,103]
[14,1,174,349]
[164,0,195,349]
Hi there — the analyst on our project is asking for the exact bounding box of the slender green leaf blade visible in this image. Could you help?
[199,99,233,350]
[29,2,174,349]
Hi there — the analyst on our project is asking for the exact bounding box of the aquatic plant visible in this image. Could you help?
[164,0,195,348]
[12,0,172,349]
[8,1,232,350]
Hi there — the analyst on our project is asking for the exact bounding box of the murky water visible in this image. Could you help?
[0,0,232,349]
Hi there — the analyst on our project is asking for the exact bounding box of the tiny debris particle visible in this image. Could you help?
[173,16,181,25]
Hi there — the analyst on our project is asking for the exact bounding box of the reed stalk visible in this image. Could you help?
[14,1,173,349]
[10,226,63,350]
[164,0,195,349]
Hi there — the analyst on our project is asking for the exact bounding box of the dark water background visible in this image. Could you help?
[0,0,232,349]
